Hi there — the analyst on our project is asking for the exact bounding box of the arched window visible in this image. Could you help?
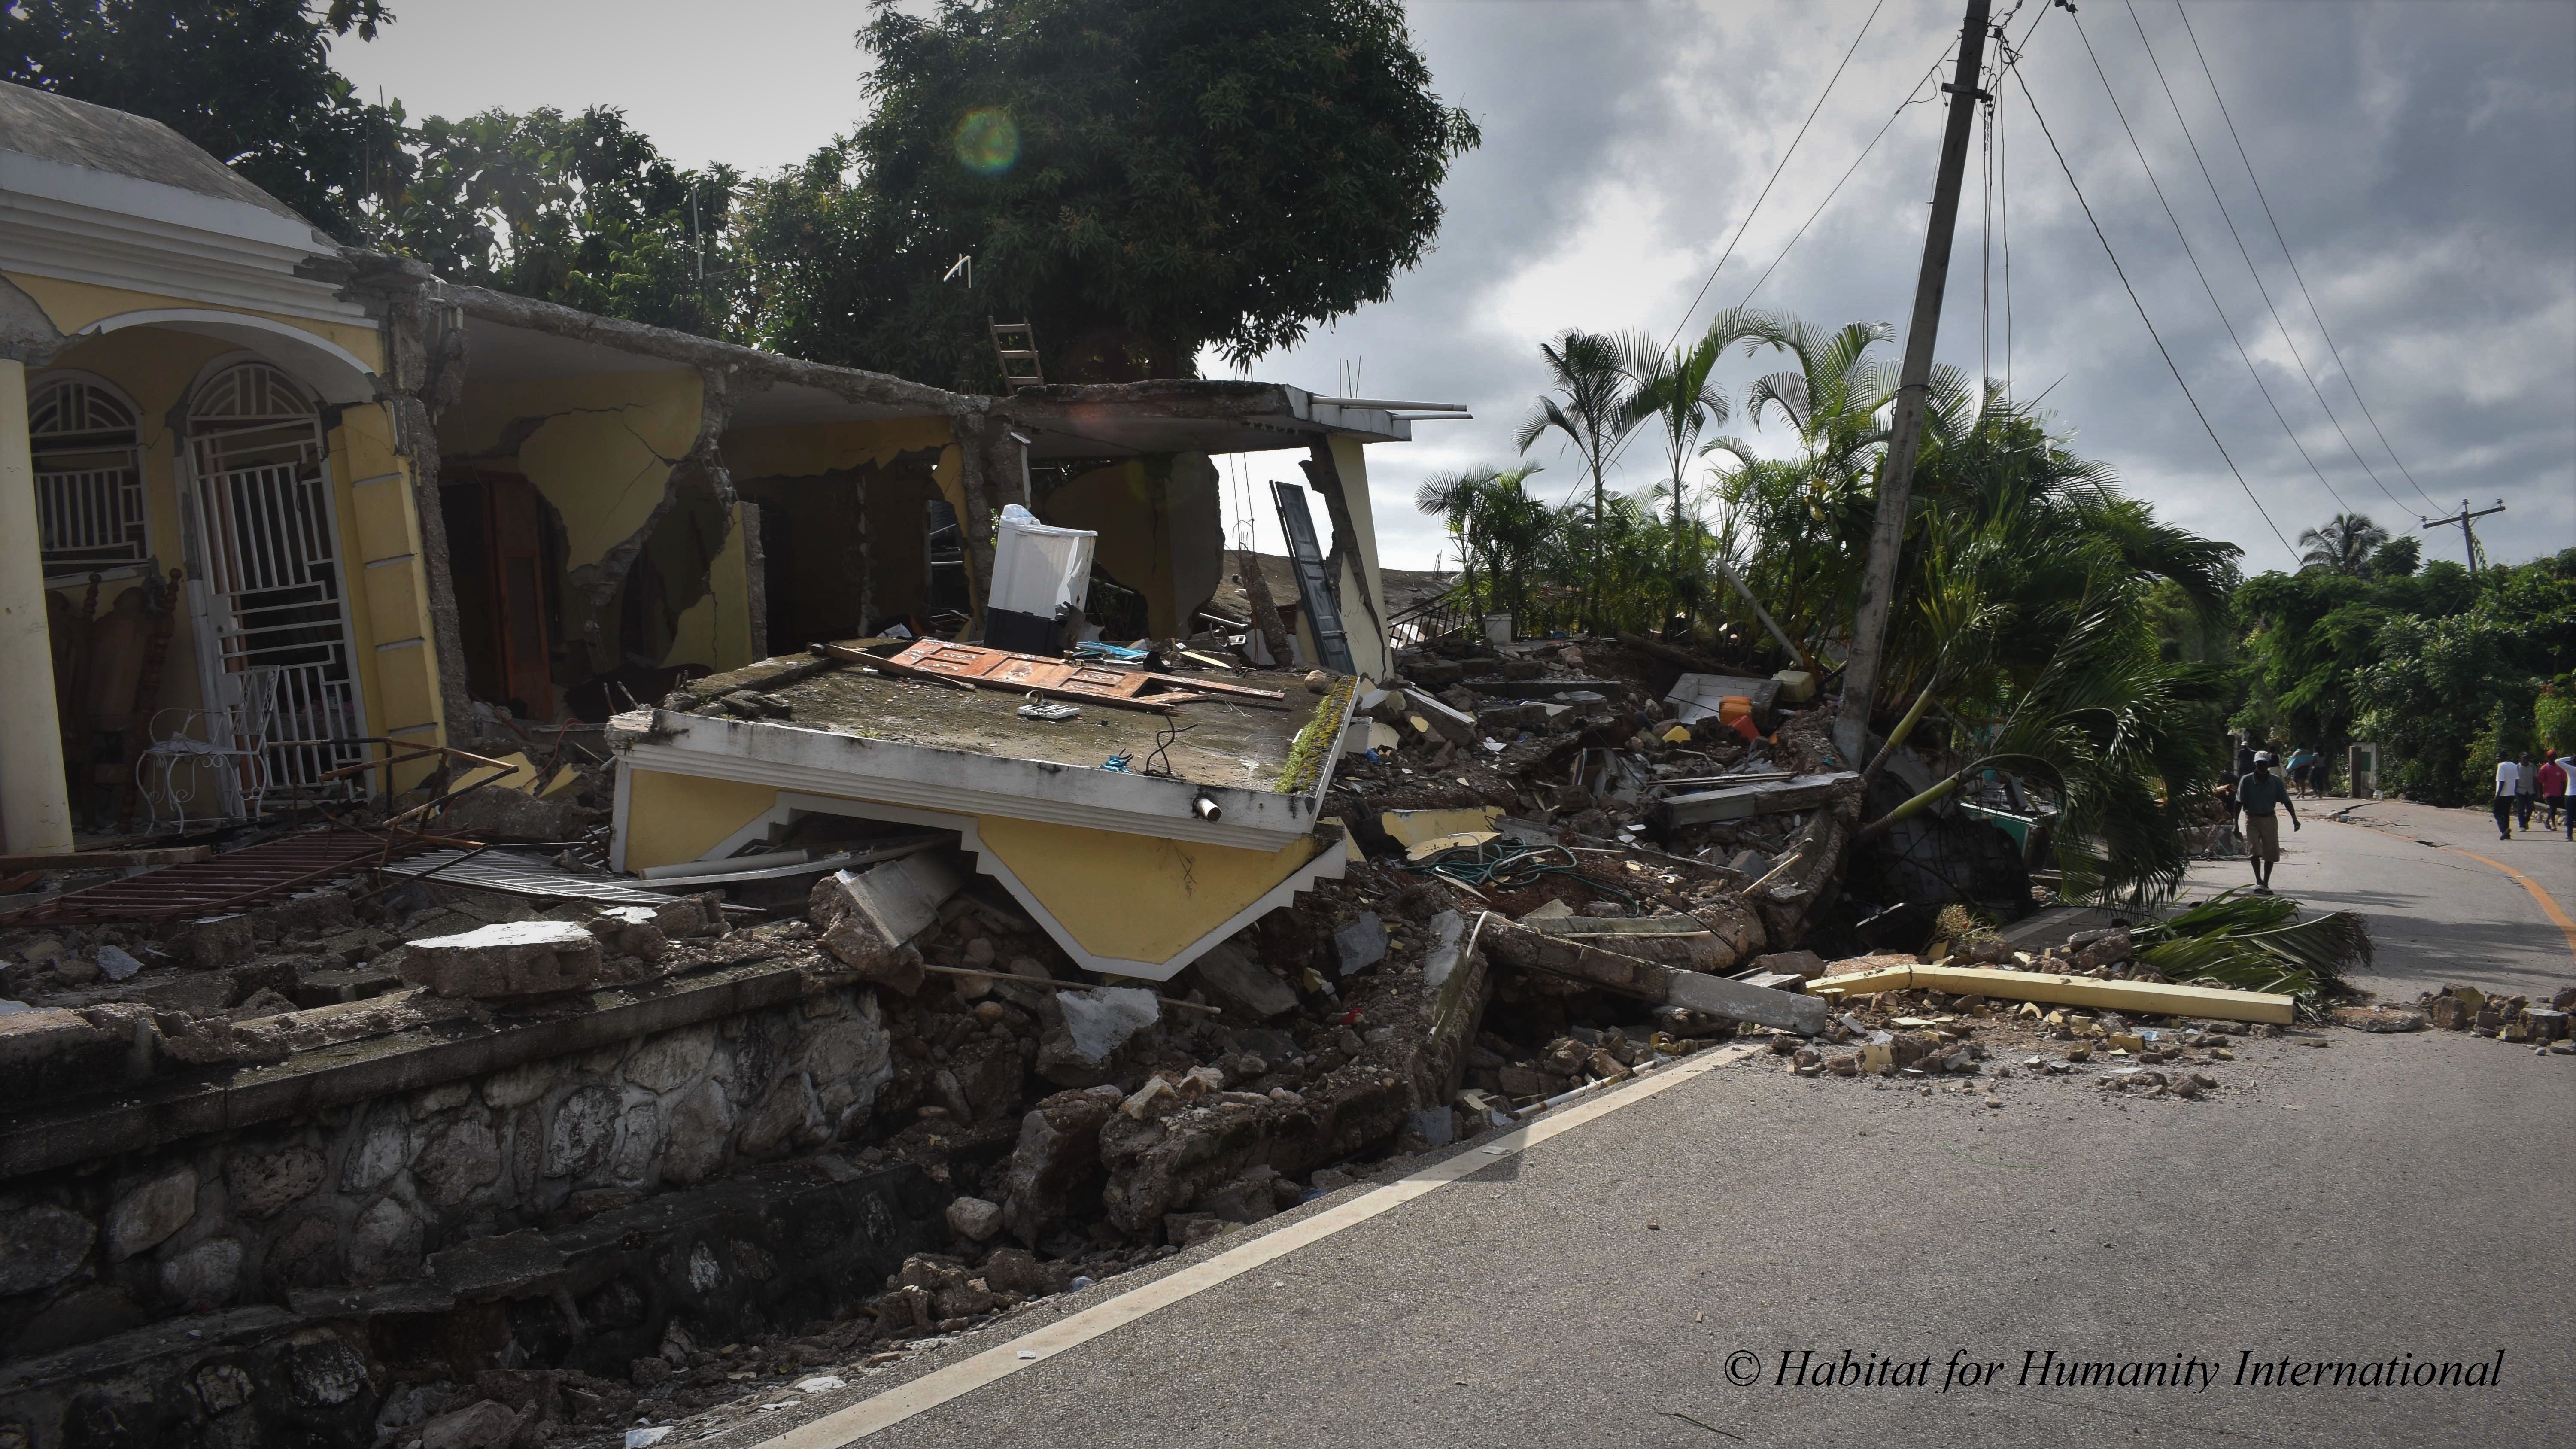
[29,373,146,575]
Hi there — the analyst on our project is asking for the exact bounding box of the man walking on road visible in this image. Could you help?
[2513,752,2538,830]
[2238,752,2299,894]
[2494,753,2522,840]
[2538,752,2568,836]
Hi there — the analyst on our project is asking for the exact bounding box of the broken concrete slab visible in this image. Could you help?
[1334,912,1389,975]
[808,851,969,994]
[1654,771,1858,829]
[1527,913,1738,973]
[398,921,604,999]
[1479,914,1826,1034]
[1188,942,1299,1021]
[1036,987,1161,1087]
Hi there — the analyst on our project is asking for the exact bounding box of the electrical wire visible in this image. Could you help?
[1659,0,1891,356]
[2171,0,2443,513]
[2069,6,2358,519]
[2122,0,2420,526]
[1734,45,1953,310]
[2009,64,2297,563]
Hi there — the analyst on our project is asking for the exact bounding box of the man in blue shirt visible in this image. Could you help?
[2236,752,2300,895]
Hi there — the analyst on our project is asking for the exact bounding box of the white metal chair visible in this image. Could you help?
[136,666,281,832]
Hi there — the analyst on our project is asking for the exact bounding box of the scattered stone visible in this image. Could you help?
[1334,912,1389,976]
[1190,942,1300,1020]
[418,1398,526,1449]
[1036,988,1160,1087]
[944,1195,1005,1241]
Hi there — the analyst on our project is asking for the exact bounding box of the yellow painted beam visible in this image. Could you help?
[970,815,1324,967]
[1806,963,2294,1025]
[620,770,783,870]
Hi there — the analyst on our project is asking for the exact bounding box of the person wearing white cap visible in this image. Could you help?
[2236,751,2299,894]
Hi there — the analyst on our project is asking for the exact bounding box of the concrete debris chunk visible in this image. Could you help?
[398,920,603,999]
[1190,941,1300,1020]
[1334,912,1389,976]
[808,851,968,993]
[1037,987,1162,1086]
[944,1195,1005,1241]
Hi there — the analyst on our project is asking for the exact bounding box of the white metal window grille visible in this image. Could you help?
[29,376,147,574]
[182,361,370,805]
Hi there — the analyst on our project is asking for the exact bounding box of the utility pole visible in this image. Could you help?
[1834,0,1993,768]
[2419,498,2505,574]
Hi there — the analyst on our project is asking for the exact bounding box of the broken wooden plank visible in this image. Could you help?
[1804,962,2295,1025]
[0,846,213,871]
[1479,914,1826,1033]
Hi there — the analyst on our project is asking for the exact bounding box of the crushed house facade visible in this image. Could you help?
[2,80,1425,979]
[0,83,1460,1449]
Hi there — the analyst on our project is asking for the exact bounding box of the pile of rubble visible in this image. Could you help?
[0,629,2313,1449]
[2396,984,2576,1053]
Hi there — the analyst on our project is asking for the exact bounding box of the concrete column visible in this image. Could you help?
[0,359,74,851]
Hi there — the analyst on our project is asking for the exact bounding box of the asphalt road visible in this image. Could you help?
[737,797,2576,1449]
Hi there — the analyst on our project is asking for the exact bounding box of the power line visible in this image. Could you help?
[2069,6,2359,520]
[2123,0,2420,526]
[2172,0,2443,512]
[1736,45,1952,310]
[1661,0,1891,355]
[2009,64,2296,562]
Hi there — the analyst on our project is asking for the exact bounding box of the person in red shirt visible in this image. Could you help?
[2540,752,2570,836]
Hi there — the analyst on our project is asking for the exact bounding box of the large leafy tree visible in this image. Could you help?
[742,0,1479,388]
[4,0,402,239]
[391,106,743,336]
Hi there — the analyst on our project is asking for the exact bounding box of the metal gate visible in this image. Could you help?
[181,373,369,811]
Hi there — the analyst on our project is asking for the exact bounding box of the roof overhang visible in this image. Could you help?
[999,381,1415,459]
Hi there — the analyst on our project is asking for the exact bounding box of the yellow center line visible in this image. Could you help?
[2327,816,2576,964]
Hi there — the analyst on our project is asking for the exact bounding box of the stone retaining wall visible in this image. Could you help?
[0,985,893,1361]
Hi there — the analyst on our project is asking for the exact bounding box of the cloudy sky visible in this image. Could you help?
[336,0,2576,574]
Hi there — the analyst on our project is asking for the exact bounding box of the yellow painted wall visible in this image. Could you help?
[440,369,704,568]
[620,769,782,869]
[722,417,951,480]
[5,273,387,372]
[659,503,754,674]
[970,815,1324,966]
[1044,453,1220,639]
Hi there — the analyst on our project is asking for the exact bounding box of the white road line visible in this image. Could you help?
[749,1039,1762,1448]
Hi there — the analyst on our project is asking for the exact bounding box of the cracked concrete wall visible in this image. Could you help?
[435,368,752,694]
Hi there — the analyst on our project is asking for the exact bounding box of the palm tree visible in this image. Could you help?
[1514,330,1649,627]
[1413,463,1554,627]
[2297,513,2388,575]
[1619,333,1747,626]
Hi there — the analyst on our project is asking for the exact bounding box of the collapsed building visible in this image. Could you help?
[0,82,2312,1449]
